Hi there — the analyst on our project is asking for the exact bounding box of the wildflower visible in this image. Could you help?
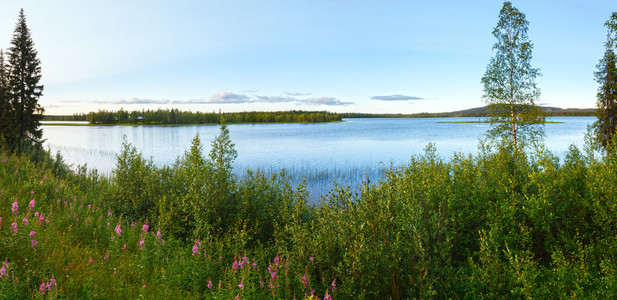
[274,256,280,266]
[309,256,314,263]
[31,239,37,248]
[12,201,18,215]
[107,210,112,217]
[114,224,122,236]
[0,262,6,277]
[11,222,17,233]
[324,291,332,300]
[104,253,109,260]
[34,211,39,217]
[88,204,91,210]
[139,238,145,250]
[331,279,337,290]
[40,282,47,294]
[235,294,241,300]
[142,224,149,234]
[142,283,146,288]
[38,214,44,223]
[302,274,309,289]
[49,277,56,286]
[29,199,35,210]
[239,282,244,290]
[260,280,264,289]
[40,180,44,185]
[89,257,93,264]
[122,244,126,251]
[22,218,28,225]
[30,231,35,236]
[156,229,161,239]
[207,280,213,289]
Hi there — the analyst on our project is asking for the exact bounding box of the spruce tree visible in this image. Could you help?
[482,1,544,151]
[594,12,617,151]
[6,9,44,151]
[0,49,8,144]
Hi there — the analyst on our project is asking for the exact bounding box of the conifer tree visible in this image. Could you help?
[0,49,8,144]
[482,1,544,151]
[594,12,617,151]
[5,9,44,150]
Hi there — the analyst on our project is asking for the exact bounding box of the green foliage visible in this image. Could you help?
[85,108,342,125]
[593,12,617,151]
[482,1,545,151]
[110,137,160,223]
[5,119,617,298]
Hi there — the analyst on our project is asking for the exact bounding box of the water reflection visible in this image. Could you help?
[42,117,595,200]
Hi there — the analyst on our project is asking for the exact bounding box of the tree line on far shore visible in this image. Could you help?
[82,109,341,125]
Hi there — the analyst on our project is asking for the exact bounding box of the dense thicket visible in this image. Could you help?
[86,109,341,125]
[3,121,617,298]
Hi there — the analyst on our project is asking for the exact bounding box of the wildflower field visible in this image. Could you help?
[3,125,617,299]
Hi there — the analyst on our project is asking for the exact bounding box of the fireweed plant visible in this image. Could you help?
[2,123,617,298]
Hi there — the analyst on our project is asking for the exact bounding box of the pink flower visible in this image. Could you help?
[12,201,18,215]
[29,199,35,210]
[207,280,213,289]
[331,279,337,290]
[324,291,332,300]
[142,283,146,288]
[114,224,122,236]
[192,244,199,256]
[122,244,127,251]
[34,211,39,217]
[22,218,28,225]
[142,224,149,234]
[139,238,145,250]
[302,274,309,289]
[309,257,314,263]
[40,282,47,293]
[31,239,37,247]
[11,222,17,233]
[38,214,44,223]
[238,282,244,290]
[30,231,35,236]
[89,257,93,264]
[156,229,161,239]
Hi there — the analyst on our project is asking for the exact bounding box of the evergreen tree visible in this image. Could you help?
[5,9,44,151]
[0,49,8,144]
[594,12,617,151]
[482,1,544,151]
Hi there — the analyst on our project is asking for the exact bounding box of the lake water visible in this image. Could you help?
[42,117,595,199]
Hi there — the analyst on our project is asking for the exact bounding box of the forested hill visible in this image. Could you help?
[45,109,342,124]
[341,106,596,118]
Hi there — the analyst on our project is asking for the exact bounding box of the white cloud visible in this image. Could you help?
[371,94,424,101]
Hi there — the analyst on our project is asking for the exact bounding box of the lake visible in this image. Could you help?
[42,117,595,199]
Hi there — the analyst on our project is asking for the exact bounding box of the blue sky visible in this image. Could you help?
[0,0,615,114]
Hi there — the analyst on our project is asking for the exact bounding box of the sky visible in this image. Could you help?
[0,0,615,115]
